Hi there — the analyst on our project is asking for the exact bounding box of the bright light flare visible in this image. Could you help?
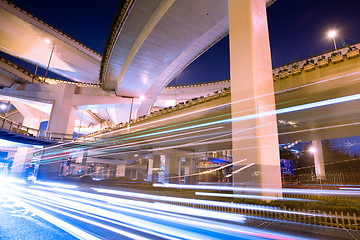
[327,30,337,38]
[44,38,52,44]
[0,104,6,110]
[0,176,26,185]
[309,147,316,153]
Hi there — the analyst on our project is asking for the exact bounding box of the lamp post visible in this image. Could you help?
[327,30,337,50]
[77,110,84,137]
[308,146,322,189]
[127,97,134,131]
[44,39,55,79]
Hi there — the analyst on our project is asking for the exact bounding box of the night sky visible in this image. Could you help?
[6,0,360,86]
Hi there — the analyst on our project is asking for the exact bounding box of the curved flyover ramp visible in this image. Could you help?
[0,0,101,84]
[102,0,274,116]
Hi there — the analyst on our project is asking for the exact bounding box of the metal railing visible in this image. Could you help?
[0,115,77,142]
[162,200,360,230]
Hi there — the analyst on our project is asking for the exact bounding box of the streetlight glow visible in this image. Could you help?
[327,30,336,38]
[44,38,51,44]
[0,104,6,110]
[309,147,316,154]
[327,29,337,50]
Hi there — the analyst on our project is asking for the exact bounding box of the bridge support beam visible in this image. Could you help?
[168,156,180,184]
[148,154,170,183]
[229,0,282,196]
[147,158,153,181]
[184,158,196,185]
[47,84,77,135]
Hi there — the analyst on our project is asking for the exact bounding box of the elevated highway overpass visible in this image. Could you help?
[1,0,357,190]
[2,41,360,184]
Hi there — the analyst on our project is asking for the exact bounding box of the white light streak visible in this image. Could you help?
[2,190,100,240]
[195,192,315,202]
[153,183,360,196]
[225,163,255,178]
[34,180,77,189]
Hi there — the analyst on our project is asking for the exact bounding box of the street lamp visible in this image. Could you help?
[327,30,337,50]
[127,97,134,131]
[309,147,316,154]
[44,38,55,79]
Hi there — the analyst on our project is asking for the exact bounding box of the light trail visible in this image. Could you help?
[166,159,246,181]
[153,183,360,197]
[22,90,360,166]
[27,120,360,174]
[89,69,360,140]
[7,185,189,240]
[82,126,226,159]
[92,187,324,218]
[34,180,78,189]
[339,187,360,190]
[24,119,360,172]
[17,70,360,165]
[0,180,308,240]
[81,92,360,150]
[195,192,317,202]
[2,189,101,240]
[225,163,255,178]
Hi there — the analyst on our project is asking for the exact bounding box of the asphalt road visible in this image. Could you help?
[0,178,359,240]
[0,192,77,240]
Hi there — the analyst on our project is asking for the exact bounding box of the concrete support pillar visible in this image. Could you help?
[312,140,326,180]
[153,155,160,182]
[147,158,153,181]
[149,154,170,183]
[116,164,126,177]
[169,156,180,184]
[47,84,77,135]
[228,0,282,195]
[11,147,33,177]
[185,158,196,185]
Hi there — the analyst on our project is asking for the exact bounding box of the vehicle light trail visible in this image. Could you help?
[153,183,360,197]
[195,192,317,202]
[2,189,100,240]
[0,179,312,240]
